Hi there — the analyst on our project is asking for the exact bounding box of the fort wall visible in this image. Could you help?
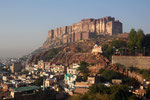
[112,56,150,69]
[43,16,122,48]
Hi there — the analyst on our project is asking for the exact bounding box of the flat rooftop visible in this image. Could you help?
[13,86,40,92]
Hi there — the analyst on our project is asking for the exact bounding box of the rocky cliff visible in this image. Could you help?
[29,33,128,66]
[43,16,122,49]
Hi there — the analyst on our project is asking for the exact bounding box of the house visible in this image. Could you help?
[45,78,56,88]
[67,63,80,75]
[112,79,122,84]
[10,62,22,73]
[74,77,95,94]
[10,86,41,99]
[64,74,77,89]
[38,60,45,70]
[2,83,14,92]
[50,64,66,74]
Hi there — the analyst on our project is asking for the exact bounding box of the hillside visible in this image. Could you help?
[28,34,128,66]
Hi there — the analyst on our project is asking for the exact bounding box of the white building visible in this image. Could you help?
[64,74,77,89]
[67,63,80,75]
[91,44,103,54]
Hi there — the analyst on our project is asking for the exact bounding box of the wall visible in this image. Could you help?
[112,56,150,69]
[47,16,122,41]
[43,16,123,48]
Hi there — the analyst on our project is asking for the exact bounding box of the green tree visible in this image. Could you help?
[102,40,126,60]
[128,29,137,50]
[89,83,109,94]
[129,95,140,100]
[139,69,150,80]
[77,61,89,74]
[102,44,108,52]
[100,70,121,82]
[33,77,43,86]
[136,29,145,49]
[146,84,150,98]
[143,34,150,49]
[111,40,127,49]
[110,85,130,100]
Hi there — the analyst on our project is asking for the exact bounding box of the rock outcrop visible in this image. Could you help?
[43,16,122,48]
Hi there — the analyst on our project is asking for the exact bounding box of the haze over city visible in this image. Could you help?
[0,0,150,58]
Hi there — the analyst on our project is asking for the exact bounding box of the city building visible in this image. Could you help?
[10,62,22,73]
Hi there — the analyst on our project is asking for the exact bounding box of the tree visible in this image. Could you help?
[111,40,127,49]
[100,70,121,82]
[146,84,150,98]
[77,61,89,74]
[139,69,150,81]
[136,29,145,49]
[110,85,131,100]
[34,77,43,86]
[102,44,108,53]
[89,83,109,94]
[129,95,140,100]
[102,40,127,60]
[143,34,150,49]
[128,29,137,50]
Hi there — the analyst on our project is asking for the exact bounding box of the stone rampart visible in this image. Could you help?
[43,16,122,48]
[112,56,150,69]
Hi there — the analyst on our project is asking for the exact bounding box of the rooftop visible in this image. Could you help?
[12,86,40,92]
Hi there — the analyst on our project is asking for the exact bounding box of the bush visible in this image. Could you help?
[33,77,43,86]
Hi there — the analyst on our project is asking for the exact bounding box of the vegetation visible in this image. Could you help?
[128,66,140,72]
[102,28,150,59]
[146,84,150,99]
[102,39,127,60]
[69,84,139,100]
[99,69,121,82]
[43,48,60,61]
[128,29,145,50]
[139,69,150,81]
[98,69,139,88]
[128,66,150,81]
[77,61,89,81]
[33,77,43,86]
[127,28,150,55]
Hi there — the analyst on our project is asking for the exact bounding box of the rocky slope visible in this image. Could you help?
[28,34,128,66]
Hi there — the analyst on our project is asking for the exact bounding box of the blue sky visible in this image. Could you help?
[0,0,150,58]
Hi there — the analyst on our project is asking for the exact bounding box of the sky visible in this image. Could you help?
[0,0,150,58]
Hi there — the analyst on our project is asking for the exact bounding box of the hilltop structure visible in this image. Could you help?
[43,16,122,48]
[92,44,103,55]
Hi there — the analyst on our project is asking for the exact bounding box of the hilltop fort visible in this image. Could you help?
[43,16,122,48]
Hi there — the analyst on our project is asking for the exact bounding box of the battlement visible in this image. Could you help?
[44,16,122,48]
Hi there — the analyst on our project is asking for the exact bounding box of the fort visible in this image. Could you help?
[43,16,122,48]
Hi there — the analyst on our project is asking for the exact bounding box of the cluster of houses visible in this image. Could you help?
[0,44,149,99]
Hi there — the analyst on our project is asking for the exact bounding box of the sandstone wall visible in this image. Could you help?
[112,56,150,69]
[43,16,122,48]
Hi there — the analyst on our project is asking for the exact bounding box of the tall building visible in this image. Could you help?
[10,62,22,73]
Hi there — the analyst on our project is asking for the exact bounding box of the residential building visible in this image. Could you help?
[10,62,22,73]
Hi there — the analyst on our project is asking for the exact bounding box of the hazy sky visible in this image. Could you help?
[0,0,150,58]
